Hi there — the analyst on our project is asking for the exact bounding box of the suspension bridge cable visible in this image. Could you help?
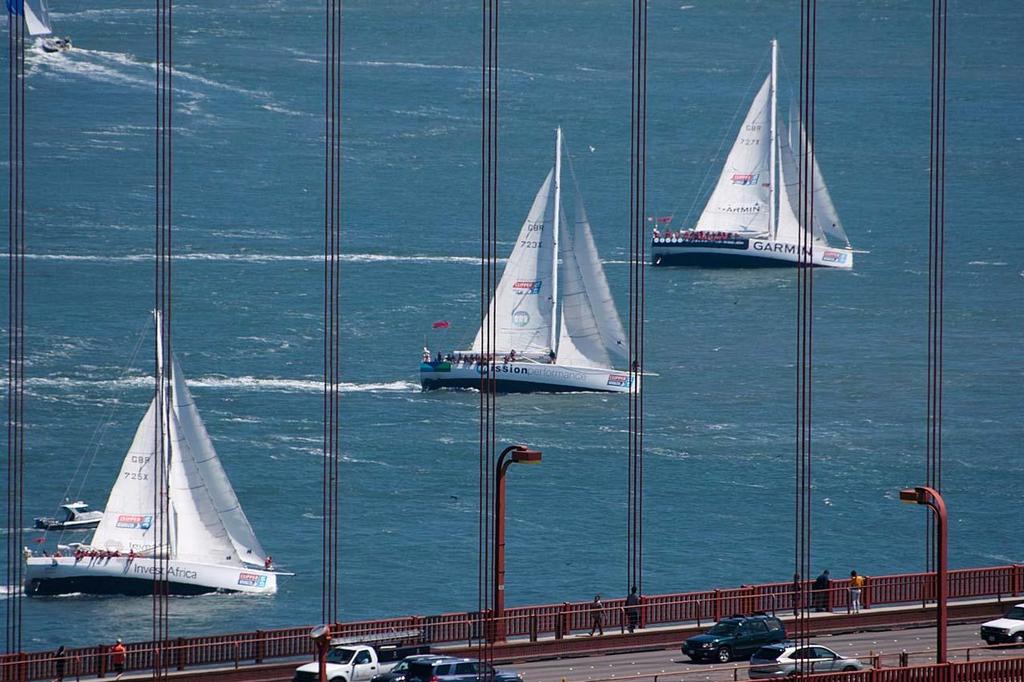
[322,0,342,626]
[5,0,27,656]
[627,0,648,597]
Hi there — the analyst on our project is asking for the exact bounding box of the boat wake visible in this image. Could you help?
[28,376,420,395]
[26,43,298,117]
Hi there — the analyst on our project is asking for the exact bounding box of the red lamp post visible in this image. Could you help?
[899,486,948,663]
[493,444,542,642]
[309,624,331,682]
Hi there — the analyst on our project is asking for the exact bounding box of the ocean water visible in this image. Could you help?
[2,0,1022,650]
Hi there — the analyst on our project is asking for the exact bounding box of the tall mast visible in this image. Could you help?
[769,39,778,240]
[551,127,562,355]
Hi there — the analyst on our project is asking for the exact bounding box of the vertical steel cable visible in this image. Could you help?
[151,0,174,676]
[478,0,499,669]
[322,0,342,626]
[626,0,648,599]
[925,0,947,576]
[793,0,816,665]
[5,0,27,657]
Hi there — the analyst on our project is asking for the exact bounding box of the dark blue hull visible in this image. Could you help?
[26,575,223,597]
[420,376,616,394]
[652,250,795,268]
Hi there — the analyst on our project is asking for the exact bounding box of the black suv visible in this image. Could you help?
[681,614,786,663]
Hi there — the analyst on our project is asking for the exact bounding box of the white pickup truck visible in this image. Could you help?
[980,602,1024,645]
[293,643,430,682]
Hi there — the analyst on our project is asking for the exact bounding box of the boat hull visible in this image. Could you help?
[420,362,634,394]
[24,556,278,597]
[651,237,853,269]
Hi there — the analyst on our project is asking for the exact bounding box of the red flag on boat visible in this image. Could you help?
[656,215,673,223]
[432,320,450,329]
[32,537,46,544]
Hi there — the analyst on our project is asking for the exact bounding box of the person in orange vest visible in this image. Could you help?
[110,638,126,679]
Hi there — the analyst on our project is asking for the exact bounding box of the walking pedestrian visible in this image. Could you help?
[625,586,641,633]
[849,570,866,614]
[110,638,126,680]
[588,594,604,636]
[53,645,66,682]
[813,570,831,612]
[792,573,803,615]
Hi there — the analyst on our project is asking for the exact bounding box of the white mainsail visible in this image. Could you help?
[471,170,557,356]
[694,75,773,235]
[90,400,163,555]
[556,191,628,369]
[23,0,53,37]
[90,320,265,568]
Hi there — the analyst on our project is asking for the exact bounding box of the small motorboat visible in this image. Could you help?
[34,501,103,531]
[40,36,72,53]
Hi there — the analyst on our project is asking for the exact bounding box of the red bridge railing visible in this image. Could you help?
[1,563,1021,681]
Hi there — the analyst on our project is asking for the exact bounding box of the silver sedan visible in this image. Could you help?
[749,644,866,678]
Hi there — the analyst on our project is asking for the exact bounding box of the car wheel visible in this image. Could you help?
[717,646,732,663]
[1013,633,1024,645]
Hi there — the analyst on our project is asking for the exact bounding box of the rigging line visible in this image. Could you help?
[675,53,770,231]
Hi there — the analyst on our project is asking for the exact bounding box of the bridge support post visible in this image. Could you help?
[900,486,948,664]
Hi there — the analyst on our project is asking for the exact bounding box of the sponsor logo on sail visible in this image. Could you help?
[511,310,530,328]
[238,572,268,588]
[822,250,847,264]
[116,514,153,530]
[512,280,542,295]
[606,374,631,388]
[730,173,758,186]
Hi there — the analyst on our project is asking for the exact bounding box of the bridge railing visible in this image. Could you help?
[2,563,1020,680]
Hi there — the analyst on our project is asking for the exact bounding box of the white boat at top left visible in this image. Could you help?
[24,313,284,596]
[16,0,72,52]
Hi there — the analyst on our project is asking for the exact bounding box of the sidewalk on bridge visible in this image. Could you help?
[87,596,1014,682]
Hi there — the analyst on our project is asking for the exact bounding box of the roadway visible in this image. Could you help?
[508,623,1020,682]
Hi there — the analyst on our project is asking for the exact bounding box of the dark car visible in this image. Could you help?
[406,656,523,682]
[371,655,448,682]
[682,614,786,663]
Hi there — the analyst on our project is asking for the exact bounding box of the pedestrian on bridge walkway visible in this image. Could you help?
[850,570,866,614]
[625,586,641,633]
[589,595,604,636]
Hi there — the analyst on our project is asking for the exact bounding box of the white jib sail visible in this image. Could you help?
[694,75,773,235]
[472,170,557,356]
[171,358,267,565]
[556,192,628,369]
[90,400,163,555]
[775,118,849,248]
[166,403,239,566]
[24,0,53,36]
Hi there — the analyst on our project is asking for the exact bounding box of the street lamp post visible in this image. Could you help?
[899,486,948,663]
[493,444,542,642]
[309,624,331,682]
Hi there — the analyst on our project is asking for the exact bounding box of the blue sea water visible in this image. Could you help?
[2,0,1022,650]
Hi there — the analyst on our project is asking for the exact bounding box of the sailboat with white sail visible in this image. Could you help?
[24,313,282,596]
[420,128,633,393]
[651,40,854,269]
[17,0,72,53]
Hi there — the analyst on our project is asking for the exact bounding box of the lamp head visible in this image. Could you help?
[899,488,922,504]
[511,448,542,465]
[309,624,330,641]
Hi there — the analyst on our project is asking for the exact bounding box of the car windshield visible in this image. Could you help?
[707,622,739,635]
[1005,607,1024,620]
[326,648,356,664]
[391,661,409,673]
